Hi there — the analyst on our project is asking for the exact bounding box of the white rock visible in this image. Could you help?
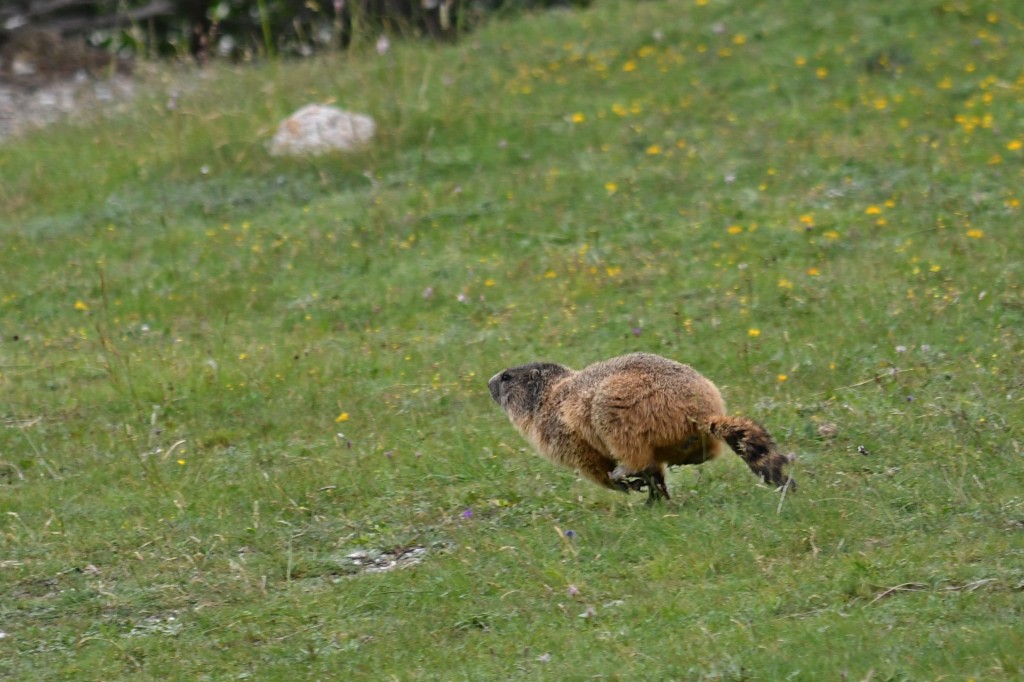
[269,104,375,157]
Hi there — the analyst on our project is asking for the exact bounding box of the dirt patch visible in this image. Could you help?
[338,545,429,575]
[0,76,135,142]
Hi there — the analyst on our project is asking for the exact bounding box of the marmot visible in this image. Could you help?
[488,352,794,503]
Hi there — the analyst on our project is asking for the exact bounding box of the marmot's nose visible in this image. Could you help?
[487,373,502,403]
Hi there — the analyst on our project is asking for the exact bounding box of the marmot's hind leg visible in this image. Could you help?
[642,466,670,505]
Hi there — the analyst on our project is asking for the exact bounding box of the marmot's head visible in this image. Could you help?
[488,362,571,419]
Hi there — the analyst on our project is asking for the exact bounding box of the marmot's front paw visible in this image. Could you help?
[609,473,648,493]
[625,477,648,492]
[610,465,635,481]
[610,479,631,493]
[610,465,648,492]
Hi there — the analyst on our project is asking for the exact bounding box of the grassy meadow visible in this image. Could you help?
[1,0,1023,678]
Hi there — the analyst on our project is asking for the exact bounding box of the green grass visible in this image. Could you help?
[2,0,1023,678]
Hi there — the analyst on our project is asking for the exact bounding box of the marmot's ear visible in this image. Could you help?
[530,368,541,380]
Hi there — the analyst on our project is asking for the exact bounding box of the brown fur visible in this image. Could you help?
[488,353,794,501]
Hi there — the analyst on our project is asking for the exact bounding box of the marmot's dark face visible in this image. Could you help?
[488,362,570,418]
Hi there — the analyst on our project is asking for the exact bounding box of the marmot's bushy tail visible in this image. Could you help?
[707,415,795,490]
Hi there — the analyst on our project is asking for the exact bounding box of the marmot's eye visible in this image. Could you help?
[500,372,511,382]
